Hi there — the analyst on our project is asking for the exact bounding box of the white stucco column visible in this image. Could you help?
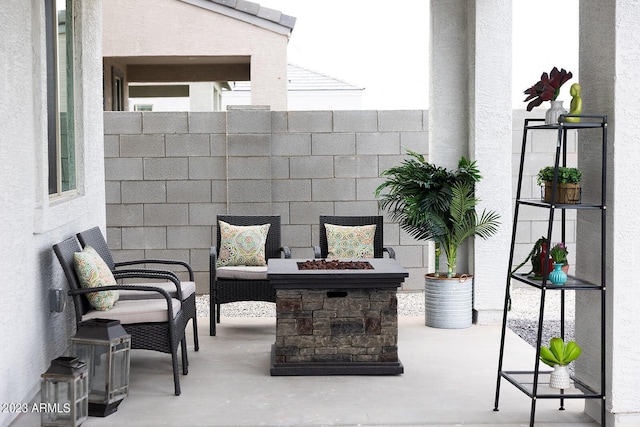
[430,0,512,322]
[468,1,512,323]
[429,0,468,169]
[578,1,640,425]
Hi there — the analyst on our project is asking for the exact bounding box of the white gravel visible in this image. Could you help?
[196,286,575,348]
[196,290,426,318]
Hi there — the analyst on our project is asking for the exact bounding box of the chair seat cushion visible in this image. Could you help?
[216,266,268,280]
[118,281,196,301]
[81,298,181,324]
[325,223,376,259]
[73,245,119,311]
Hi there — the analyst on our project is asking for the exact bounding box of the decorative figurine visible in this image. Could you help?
[566,83,582,122]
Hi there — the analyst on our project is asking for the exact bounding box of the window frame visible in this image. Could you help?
[46,0,77,198]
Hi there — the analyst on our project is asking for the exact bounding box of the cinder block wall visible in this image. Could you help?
[103,109,576,294]
[104,109,429,293]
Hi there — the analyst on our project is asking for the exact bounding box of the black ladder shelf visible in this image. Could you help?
[493,115,607,426]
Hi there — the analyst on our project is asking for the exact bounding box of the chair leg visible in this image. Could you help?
[191,315,199,351]
[216,302,221,323]
[170,339,181,396]
[181,338,189,375]
[209,303,216,337]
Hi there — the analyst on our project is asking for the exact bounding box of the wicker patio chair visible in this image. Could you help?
[77,226,199,352]
[314,215,396,259]
[53,236,189,396]
[210,215,291,336]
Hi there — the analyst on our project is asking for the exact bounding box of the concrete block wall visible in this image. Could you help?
[104,109,430,293]
[103,109,576,294]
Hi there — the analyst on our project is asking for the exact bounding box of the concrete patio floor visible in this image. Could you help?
[13,316,598,427]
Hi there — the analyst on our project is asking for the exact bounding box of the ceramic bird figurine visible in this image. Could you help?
[566,83,582,122]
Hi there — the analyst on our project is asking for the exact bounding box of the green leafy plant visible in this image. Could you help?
[537,167,582,185]
[549,242,568,264]
[375,149,500,278]
[540,337,582,367]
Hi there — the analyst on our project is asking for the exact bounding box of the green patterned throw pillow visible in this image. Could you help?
[217,221,271,267]
[73,246,119,311]
[325,224,376,259]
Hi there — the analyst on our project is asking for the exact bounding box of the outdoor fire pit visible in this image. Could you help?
[267,258,408,376]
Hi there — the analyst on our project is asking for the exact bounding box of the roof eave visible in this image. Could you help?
[179,0,296,36]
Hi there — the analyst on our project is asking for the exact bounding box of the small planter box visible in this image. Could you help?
[542,182,581,204]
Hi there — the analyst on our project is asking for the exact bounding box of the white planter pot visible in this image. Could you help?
[424,274,473,329]
[549,364,572,389]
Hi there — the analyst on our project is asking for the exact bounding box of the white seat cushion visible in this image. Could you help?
[216,266,268,280]
[81,298,181,324]
[118,281,196,301]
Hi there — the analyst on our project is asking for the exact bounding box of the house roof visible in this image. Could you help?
[230,63,364,92]
[179,0,296,36]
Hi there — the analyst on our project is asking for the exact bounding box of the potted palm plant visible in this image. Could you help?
[375,149,500,328]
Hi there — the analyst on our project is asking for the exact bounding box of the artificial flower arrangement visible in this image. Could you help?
[523,67,573,111]
[549,242,568,266]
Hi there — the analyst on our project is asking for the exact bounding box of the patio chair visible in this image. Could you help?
[53,236,188,396]
[314,215,396,259]
[77,226,198,352]
[210,215,291,336]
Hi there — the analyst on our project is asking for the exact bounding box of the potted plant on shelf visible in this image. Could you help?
[537,166,582,204]
[523,66,573,124]
[375,149,501,329]
[548,242,569,285]
[540,337,582,389]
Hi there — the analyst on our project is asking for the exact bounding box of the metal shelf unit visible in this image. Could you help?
[493,115,607,426]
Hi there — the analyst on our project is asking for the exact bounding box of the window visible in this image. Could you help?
[112,67,124,111]
[46,0,76,196]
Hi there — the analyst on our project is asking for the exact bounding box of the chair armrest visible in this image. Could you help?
[281,246,292,259]
[112,270,184,302]
[113,268,180,282]
[114,259,194,281]
[313,246,321,258]
[383,247,396,259]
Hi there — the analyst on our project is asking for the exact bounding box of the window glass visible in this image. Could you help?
[47,0,76,195]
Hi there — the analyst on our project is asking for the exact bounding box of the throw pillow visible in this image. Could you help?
[217,221,271,267]
[73,246,119,311]
[325,224,376,259]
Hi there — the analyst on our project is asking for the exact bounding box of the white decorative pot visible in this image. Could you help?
[424,274,473,329]
[545,100,568,124]
[549,364,572,389]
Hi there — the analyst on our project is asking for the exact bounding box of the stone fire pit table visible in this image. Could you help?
[267,258,408,376]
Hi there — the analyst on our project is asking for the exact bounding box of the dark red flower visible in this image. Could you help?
[523,67,573,111]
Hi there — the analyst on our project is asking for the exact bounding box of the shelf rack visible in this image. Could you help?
[493,115,607,426]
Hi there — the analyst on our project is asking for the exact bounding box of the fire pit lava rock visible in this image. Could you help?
[297,259,373,270]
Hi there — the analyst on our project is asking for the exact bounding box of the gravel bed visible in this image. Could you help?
[196,291,426,318]
[196,287,575,348]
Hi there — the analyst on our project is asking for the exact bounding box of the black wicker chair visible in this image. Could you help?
[210,215,290,336]
[53,236,188,396]
[314,215,396,259]
[77,226,198,352]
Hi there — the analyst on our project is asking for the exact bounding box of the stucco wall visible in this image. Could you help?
[102,0,289,110]
[0,1,106,426]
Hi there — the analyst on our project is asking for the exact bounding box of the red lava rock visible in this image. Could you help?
[296,259,374,270]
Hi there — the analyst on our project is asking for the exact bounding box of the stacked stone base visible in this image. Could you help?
[270,288,403,375]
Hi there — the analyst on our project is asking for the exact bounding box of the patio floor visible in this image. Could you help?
[13,316,598,427]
